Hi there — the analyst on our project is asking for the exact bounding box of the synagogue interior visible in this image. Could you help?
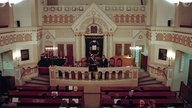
[0,0,192,108]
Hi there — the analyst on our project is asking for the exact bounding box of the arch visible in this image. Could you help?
[58,70,63,78]
[124,70,130,79]
[118,71,123,79]
[105,71,109,80]
[78,71,82,80]
[84,71,89,80]
[64,71,69,79]
[71,71,75,79]
[109,57,115,67]
[72,3,117,33]
[111,71,116,80]
[98,71,102,80]
[116,58,123,67]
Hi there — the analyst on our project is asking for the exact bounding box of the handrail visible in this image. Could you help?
[20,66,38,80]
[147,65,167,80]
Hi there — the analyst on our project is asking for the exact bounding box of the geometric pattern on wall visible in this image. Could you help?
[156,33,192,48]
[0,33,32,46]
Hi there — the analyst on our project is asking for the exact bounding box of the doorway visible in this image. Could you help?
[188,59,192,86]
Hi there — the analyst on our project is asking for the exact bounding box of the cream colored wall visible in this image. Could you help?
[156,0,175,26]
[13,0,32,27]
[14,42,39,66]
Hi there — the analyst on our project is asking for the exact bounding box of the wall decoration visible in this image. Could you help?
[21,49,29,61]
[158,48,167,61]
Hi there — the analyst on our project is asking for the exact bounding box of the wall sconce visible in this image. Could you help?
[167,51,175,67]
[130,46,142,50]
[15,57,20,67]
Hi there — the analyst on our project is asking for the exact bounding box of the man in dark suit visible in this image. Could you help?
[89,54,95,65]
[99,55,108,67]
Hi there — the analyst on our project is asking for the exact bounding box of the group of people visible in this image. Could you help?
[74,54,122,67]
[102,89,156,108]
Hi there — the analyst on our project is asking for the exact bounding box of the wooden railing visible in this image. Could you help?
[19,65,39,81]
[49,66,139,87]
[147,65,170,85]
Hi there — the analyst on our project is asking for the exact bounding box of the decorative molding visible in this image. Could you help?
[156,32,192,48]
[72,3,117,33]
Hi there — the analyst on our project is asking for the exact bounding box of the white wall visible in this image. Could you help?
[13,0,32,27]
[156,0,175,26]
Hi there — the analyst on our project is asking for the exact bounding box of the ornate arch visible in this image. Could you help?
[72,3,117,34]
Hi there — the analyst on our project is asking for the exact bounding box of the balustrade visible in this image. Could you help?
[49,66,139,86]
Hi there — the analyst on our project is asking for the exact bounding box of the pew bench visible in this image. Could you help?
[9,91,83,98]
[101,98,183,108]
[100,86,171,93]
[15,98,81,107]
[106,91,176,99]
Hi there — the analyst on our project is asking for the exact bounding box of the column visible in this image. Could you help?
[102,73,105,80]
[81,35,85,58]
[62,72,65,79]
[64,44,67,57]
[75,34,80,61]
[75,72,78,80]
[115,73,118,79]
[103,35,107,57]
[108,34,113,58]
[122,44,124,55]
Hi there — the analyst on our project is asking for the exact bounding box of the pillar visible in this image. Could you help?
[81,35,85,58]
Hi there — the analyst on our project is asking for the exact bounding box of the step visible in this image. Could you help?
[139,77,157,82]
[25,80,49,86]
[138,72,150,78]
[139,80,162,86]
[31,76,49,82]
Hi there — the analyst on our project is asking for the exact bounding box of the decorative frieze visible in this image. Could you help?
[156,32,192,48]
[0,33,32,46]
[42,4,146,26]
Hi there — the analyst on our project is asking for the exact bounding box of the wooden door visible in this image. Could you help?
[188,60,192,86]
[141,53,148,71]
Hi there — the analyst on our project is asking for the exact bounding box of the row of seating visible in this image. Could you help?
[6,85,84,108]
[101,86,171,92]
[16,85,84,92]
[101,98,183,107]
[100,86,183,108]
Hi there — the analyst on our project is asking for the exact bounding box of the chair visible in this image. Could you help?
[109,57,115,67]
[116,58,122,67]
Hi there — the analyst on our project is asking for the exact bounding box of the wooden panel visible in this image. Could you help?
[57,44,64,58]
[67,44,73,57]
[124,44,131,56]
[113,56,135,66]
[67,44,73,66]
[188,60,192,86]
[115,44,122,56]
[47,0,58,5]
[141,54,148,71]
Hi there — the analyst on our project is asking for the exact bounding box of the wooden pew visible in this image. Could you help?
[9,91,83,98]
[16,98,81,107]
[50,86,84,92]
[16,85,84,92]
[107,91,176,99]
[101,86,170,93]
[101,98,183,107]
[16,86,49,91]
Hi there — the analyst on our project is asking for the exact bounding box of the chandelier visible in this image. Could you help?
[0,0,23,7]
[166,0,192,6]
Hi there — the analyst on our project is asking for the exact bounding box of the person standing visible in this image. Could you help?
[100,55,108,67]
[89,54,95,64]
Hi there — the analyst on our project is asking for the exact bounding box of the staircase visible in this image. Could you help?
[138,72,163,86]
[25,75,50,86]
